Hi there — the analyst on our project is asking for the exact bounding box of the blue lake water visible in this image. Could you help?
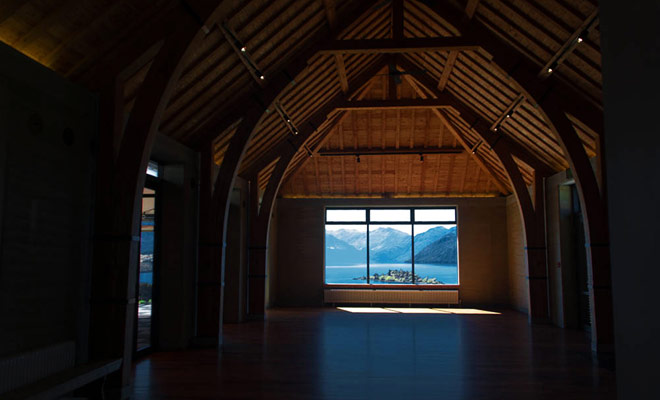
[326,263,458,285]
[140,271,153,285]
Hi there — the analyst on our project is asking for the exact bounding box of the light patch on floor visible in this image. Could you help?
[336,307,398,313]
[337,307,501,315]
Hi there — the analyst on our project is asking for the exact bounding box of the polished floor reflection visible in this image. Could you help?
[132,308,615,399]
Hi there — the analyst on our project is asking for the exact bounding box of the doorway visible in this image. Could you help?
[558,183,590,334]
[136,171,159,354]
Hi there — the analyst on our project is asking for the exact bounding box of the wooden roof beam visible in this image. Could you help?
[188,1,381,148]
[318,147,464,156]
[322,0,337,31]
[392,0,403,39]
[539,9,599,77]
[334,54,349,93]
[491,94,526,132]
[433,111,510,194]
[428,2,603,135]
[318,37,479,54]
[240,57,387,177]
[399,58,554,174]
[336,98,453,110]
[218,23,266,85]
[465,0,480,19]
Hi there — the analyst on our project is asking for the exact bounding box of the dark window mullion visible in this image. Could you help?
[366,209,370,284]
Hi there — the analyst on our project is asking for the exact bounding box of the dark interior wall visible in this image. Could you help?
[265,200,278,309]
[506,195,528,314]
[150,134,199,349]
[274,197,509,307]
[600,1,660,398]
[0,44,97,360]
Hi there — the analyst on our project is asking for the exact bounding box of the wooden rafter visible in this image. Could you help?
[318,147,463,156]
[218,23,265,85]
[336,98,453,110]
[428,2,603,134]
[539,9,599,77]
[399,59,553,174]
[491,94,526,131]
[318,37,479,54]
[437,51,458,91]
[433,110,509,194]
[322,0,337,30]
[188,1,381,148]
[465,0,480,18]
[392,0,403,39]
[334,54,349,93]
[241,57,387,177]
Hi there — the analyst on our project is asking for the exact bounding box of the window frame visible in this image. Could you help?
[324,206,459,289]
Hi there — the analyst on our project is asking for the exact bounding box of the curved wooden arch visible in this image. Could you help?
[90,1,234,394]
[196,0,381,340]
[425,2,611,354]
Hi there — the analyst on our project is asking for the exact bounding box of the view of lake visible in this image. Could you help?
[326,263,458,284]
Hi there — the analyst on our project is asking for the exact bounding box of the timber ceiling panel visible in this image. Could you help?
[0,0,604,200]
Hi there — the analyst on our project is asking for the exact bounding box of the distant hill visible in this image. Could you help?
[325,234,365,265]
[413,226,452,254]
[409,228,457,264]
[326,226,458,265]
[330,228,367,250]
[369,227,411,263]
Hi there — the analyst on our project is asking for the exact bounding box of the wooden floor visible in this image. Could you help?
[132,308,616,399]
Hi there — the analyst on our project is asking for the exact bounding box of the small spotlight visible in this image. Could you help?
[472,149,476,154]
[577,37,583,43]
[293,130,298,135]
[505,114,510,118]
[494,127,498,132]
[547,67,553,73]
[260,75,265,80]
[287,119,291,123]
[240,46,247,52]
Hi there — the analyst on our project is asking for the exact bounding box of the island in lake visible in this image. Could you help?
[354,268,443,284]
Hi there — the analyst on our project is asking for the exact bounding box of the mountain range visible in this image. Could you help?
[325,226,457,265]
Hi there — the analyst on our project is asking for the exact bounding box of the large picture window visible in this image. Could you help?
[324,208,458,286]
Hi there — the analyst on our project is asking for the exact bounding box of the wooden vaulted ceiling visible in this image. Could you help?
[0,0,602,199]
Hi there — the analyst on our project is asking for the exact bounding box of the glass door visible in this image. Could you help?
[136,181,157,353]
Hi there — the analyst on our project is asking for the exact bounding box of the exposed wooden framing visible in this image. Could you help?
[8,0,78,50]
[438,51,458,91]
[322,0,337,30]
[218,23,265,85]
[398,59,554,174]
[72,1,178,84]
[491,94,526,131]
[433,110,508,194]
[318,37,480,54]
[189,1,381,148]
[460,153,469,192]
[280,192,501,199]
[465,0,480,18]
[41,1,126,67]
[395,109,401,148]
[428,2,611,350]
[429,2,603,134]
[241,57,387,178]
[319,147,463,156]
[336,98,453,110]
[392,0,403,39]
[539,9,599,77]
[335,54,349,93]
[89,1,234,394]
